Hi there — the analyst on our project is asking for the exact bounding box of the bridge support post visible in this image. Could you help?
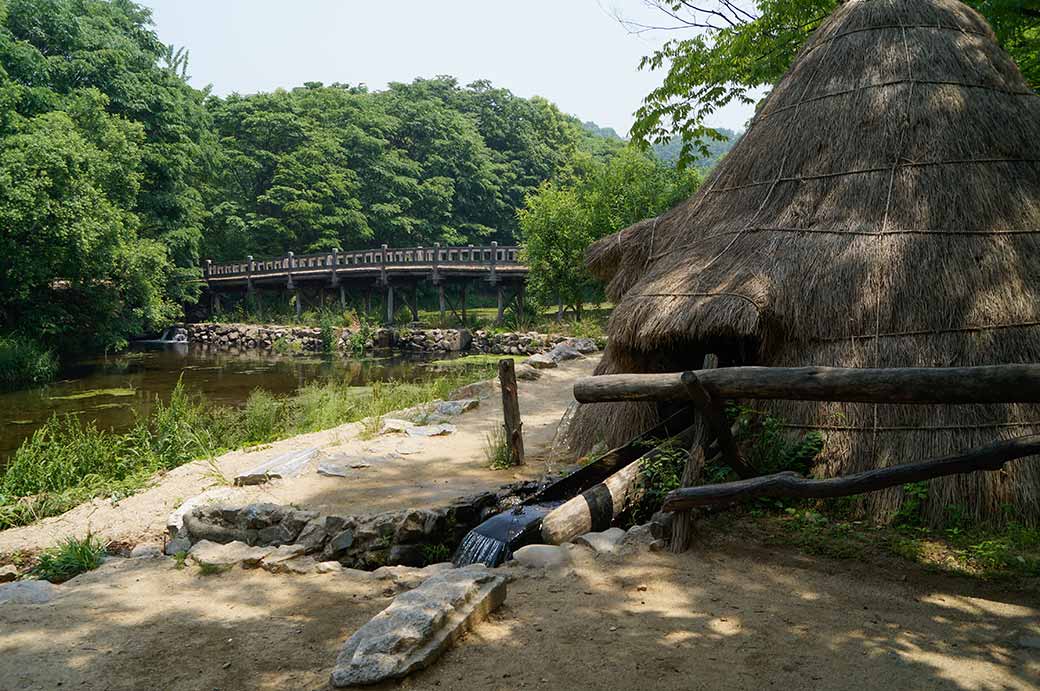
[496,285,505,325]
[339,285,346,310]
[386,284,394,324]
[438,284,446,326]
[246,255,255,299]
[461,283,468,325]
[410,285,419,323]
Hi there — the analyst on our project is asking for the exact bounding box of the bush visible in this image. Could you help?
[0,336,58,391]
[32,533,108,583]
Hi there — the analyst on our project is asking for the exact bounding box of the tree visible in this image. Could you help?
[627,0,1039,168]
[520,147,702,319]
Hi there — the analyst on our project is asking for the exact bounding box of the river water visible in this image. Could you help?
[0,343,457,464]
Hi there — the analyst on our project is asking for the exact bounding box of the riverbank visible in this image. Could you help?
[0,355,598,555]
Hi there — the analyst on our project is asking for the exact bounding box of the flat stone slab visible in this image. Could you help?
[167,487,237,536]
[0,580,57,605]
[434,399,479,417]
[513,544,570,568]
[380,418,412,434]
[405,423,455,437]
[234,447,318,486]
[189,540,273,569]
[574,527,628,555]
[331,565,506,687]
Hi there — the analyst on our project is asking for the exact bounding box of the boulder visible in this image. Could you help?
[166,487,237,537]
[512,544,570,569]
[525,353,557,369]
[549,343,583,362]
[448,380,494,401]
[330,566,507,687]
[574,527,627,555]
[189,540,273,569]
[434,399,479,417]
[129,544,163,559]
[0,580,58,605]
[380,418,412,434]
[565,338,599,354]
[515,364,542,381]
[0,565,18,583]
[164,535,192,556]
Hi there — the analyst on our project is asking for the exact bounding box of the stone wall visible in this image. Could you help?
[184,322,578,357]
[178,480,546,569]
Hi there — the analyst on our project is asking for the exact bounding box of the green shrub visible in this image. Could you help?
[0,336,58,391]
[240,388,286,444]
[32,533,108,583]
[632,442,688,523]
[318,311,336,353]
[484,426,513,469]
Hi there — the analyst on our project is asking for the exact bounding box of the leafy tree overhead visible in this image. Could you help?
[520,147,702,319]
[628,0,1039,168]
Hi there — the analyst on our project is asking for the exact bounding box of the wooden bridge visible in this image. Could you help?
[203,242,529,323]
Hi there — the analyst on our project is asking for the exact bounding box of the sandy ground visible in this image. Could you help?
[0,356,597,554]
[2,350,1038,690]
[1,535,1037,691]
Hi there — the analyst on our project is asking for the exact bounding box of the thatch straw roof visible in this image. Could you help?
[578,0,1040,525]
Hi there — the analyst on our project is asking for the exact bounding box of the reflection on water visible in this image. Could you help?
[0,343,460,463]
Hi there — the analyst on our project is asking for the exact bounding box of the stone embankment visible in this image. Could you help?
[183,322,594,356]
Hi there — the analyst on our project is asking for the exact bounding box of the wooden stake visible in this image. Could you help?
[499,358,524,465]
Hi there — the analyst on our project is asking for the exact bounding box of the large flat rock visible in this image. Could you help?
[188,540,273,569]
[234,447,318,486]
[0,580,58,605]
[330,565,506,687]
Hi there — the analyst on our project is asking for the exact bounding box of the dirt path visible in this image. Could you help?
[0,356,598,555]
[1,536,1036,690]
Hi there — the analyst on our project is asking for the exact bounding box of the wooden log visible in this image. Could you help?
[662,434,1040,511]
[499,358,524,465]
[540,424,698,545]
[574,364,1040,405]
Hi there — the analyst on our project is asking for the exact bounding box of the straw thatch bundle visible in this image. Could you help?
[575,0,1040,525]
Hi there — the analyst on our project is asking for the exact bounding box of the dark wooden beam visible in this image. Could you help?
[662,435,1040,511]
[680,370,755,479]
[574,365,1040,405]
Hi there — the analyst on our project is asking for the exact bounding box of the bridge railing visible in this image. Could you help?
[205,243,523,280]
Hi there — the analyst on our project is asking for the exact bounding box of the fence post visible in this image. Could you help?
[499,358,525,465]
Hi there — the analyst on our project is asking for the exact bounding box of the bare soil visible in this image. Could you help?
[1,536,1037,690]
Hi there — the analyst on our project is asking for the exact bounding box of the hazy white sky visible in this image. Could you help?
[138,0,755,136]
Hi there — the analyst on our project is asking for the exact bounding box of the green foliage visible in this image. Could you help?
[0,364,500,528]
[483,426,514,470]
[631,0,1039,168]
[726,404,824,479]
[632,442,689,523]
[0,336,57,390]
[31,533,107,583]
[893,481,930,527]
[318,311,337,353]
[520,146,700,316]
[421,543,451,565]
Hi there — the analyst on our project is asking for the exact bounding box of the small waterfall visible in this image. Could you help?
[159,327,173,342]
[452,504,554,567]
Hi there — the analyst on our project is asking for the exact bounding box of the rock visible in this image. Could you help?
[549,343,583,362]
[650,511,674,540]
[387,544,426,567]
[296,518,329,553]
[394,509,430,543]
[130,544,163,559]
[525,353,557,369]
[277,556,319,574]
[263,545,316,574]
[434,399,479,417]
[167,487,237,536]
[565,338,599,354]
[574,527,627,555]
[325,529,356,560]
[515,364,542,381]
[513,544,571,569]
[405,423,455,437]
[234,447,319,486]
[0,565,18,583]
[619,524,655,555]
[448,380,494,401]
[0,580,57,605]
[189,540,273,569]
[394,439,424,455]
[330,565,507,687]
[317,462,350,477]
[164,535,192,556]
[317,561,343,574]
[262,543,306,565]
[380,418,412,433]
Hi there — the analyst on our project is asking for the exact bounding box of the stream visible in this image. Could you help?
[0,342,460,465]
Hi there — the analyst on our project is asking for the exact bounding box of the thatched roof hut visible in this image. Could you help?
[576,0,1040,525]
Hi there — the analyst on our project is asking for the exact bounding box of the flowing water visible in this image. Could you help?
[0,342,461,466]
[452,503,558,567]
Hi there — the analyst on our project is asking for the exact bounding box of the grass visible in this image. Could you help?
[0,365,500,530]
[429,353,527,368]
[0,336,58,391]
[31,533,107,583]
[483,426,515,470]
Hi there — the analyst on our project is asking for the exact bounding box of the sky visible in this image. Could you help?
[138,0,756,136]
